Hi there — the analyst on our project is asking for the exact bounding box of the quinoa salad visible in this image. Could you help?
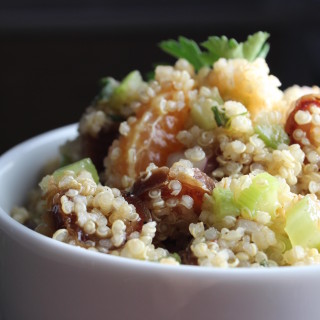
[11,32,320,268]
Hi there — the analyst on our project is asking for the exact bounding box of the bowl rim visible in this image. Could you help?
[1,123,320,277]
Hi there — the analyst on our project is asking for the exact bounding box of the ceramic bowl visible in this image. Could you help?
[0,124,319,320]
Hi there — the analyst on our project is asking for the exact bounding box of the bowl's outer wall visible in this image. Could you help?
[1,124,320,320]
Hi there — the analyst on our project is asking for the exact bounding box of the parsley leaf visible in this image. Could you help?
[159,36,207,71]
[159,31,270,71]
[202,31,270,62]
[201,36,242,62]
[242,32,270,61]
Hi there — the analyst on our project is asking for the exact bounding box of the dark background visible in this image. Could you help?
[1,0,320,155]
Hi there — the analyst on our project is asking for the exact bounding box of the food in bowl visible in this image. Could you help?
[11,32,320,268]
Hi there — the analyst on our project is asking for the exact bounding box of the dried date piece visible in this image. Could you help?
[285,94,320,147]
[130,161,215,242]
[81,122,119,172]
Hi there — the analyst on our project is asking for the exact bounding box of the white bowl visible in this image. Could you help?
[0,124,320,320]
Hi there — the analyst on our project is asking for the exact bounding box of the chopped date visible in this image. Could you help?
[285,94,320,147]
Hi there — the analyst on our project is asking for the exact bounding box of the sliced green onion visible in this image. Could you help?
[212,105,228,127]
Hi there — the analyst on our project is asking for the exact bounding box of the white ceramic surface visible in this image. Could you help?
[0,124,320,320]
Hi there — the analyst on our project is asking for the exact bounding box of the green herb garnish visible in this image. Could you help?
[159,31,270,71]
[108,114,126,122]
[260,260,269,267]
[159,36,206,71]
[169,253,182,264]
[212,105,228,127]
[254,124,290,149]
[202,31,270,62]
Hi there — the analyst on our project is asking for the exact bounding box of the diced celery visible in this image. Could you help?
[99,77,119,102]
[190,88,223,130]
[212,187,240,219]
[285,196,320,249]
[59,137,82,166]
[211,88,224,106]
[59,154,73,168]
[109,70,144,108]
[53,158,99,184]
[191,101,217,130]
[236,172,280,218]
[254,124,289,149]
[276,234,292,252]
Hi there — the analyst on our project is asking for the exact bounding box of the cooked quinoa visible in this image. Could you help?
[11,32,320,267]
